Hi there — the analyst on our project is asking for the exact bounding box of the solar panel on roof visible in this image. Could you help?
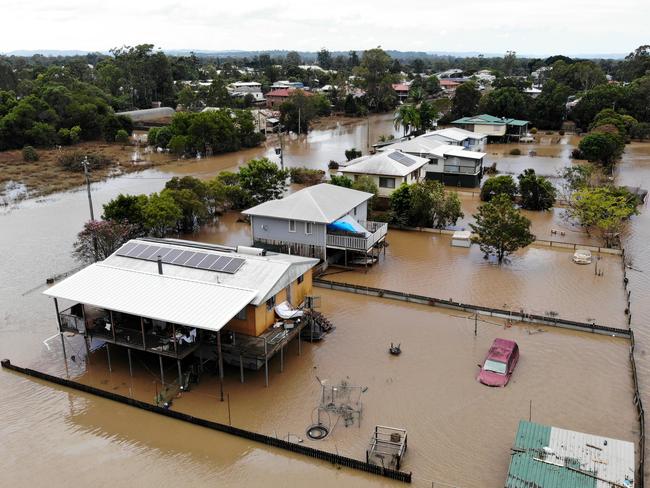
[115,242,245,274]
[146,247,171,261]
[209,256,230,271]
[116,241,138,256]
[161,248,182,263]
[127,243,149,257]
[185,252,209,268]
[222,257,245,273]
[139,246,162,260]
[173,250,195,265]
[196,254,219,270]
[388,151,416,167]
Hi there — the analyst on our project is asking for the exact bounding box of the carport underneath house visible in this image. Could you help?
[45,238,323,391]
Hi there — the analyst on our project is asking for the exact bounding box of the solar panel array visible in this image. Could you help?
[388,151,417,167]
[115,242,245,274]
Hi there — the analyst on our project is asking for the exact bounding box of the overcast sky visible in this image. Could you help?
[0,0,647,56]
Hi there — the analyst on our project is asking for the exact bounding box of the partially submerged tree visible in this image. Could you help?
[73,219,137,263]
[480,175,518,202]
[470,194,535,263]
[351,175,378,210]
[517,169,556,211]
[566,186,638,247]
[238,157,289,206]
[389,181,463,228]
[578,131,625,171]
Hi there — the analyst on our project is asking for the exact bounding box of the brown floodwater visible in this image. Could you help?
[0,119,646,486]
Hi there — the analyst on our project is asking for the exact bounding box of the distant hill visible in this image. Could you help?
[1,48,627,60]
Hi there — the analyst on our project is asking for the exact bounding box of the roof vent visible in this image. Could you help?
[236,245,265,256]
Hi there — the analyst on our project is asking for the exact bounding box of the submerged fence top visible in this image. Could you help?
[314,278,631,338]
[0,359,412,484]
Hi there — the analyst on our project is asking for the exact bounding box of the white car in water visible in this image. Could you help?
[572,249,592,264]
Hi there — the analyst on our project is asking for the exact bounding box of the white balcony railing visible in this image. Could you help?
[326,220,388,251]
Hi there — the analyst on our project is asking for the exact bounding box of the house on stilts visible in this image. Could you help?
[242,183,388,266]
[44,238,329,395]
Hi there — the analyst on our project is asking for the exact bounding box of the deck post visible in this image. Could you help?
[239,354,244,383]
[106,343,112,373]
[280,343,284,373]
[264,339,269,387]
[298,328,302,356]
[177,359,182,387]
[127,348,133,377]
[159,355,164,384]
[172,323,178,355]
[81,304,90,362]
[217,331,224,402]
[140,317,146,349]
[344,248,347,267]
[109,310,116,342]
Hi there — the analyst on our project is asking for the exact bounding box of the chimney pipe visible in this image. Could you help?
[157,255,163,275]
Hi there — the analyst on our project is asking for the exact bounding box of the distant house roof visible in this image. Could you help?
[392,83,410,92]
[440,79,461,87]
[44,239,319,323]
[243,183,372,224]
[505,420,635,488]
[265,88,313,98]
[340,150,429,177]
[453,114,529,126]
[379,136,486,160]
[115,107,175,122]
[423,128,487,143]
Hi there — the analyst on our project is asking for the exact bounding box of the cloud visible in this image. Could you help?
[0,0,647,55]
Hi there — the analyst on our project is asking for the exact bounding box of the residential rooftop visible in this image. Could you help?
[243,183,372,224]
[340,149,429,177]
[44,239,318,331]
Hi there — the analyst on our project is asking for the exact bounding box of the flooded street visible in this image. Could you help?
[0,118,647,486]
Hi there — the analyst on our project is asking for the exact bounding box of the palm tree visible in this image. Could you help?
[394,104,420,137]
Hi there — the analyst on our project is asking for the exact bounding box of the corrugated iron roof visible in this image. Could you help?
[243,183,372,224]
[339,150,429,177]
[44,264,257,332]
[505,420,635,488]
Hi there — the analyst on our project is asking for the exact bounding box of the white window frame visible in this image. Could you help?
[288,219,296,233]
[305,222,313,235]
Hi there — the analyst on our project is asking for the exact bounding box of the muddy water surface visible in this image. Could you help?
[0,121,646,487]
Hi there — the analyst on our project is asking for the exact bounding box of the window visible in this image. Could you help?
[353,207,357,216]
[305,222,313,235]
[297,274,304,284]
[288,219,296,232]
[266,296,276,311]
[379,177,395,189]
[236,308,247,321]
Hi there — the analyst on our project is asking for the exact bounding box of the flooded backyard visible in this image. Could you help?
[0,118,648,486]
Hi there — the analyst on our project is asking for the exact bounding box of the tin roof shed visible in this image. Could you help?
[505,420,635,488]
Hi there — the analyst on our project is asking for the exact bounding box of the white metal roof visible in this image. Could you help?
[44,264,257,332]
[243,183,372,224]
[546,425,635,488]
[380,138,486,161]
[423,128,487,142]
[339,150,428,177]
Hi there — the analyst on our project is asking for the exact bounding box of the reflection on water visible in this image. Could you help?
[0,121,648,486]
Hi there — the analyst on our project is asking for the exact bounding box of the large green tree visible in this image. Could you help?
[470,194,535,263]
[480,175,518,202]
[517,169,556,211]
[238,158,289,206]
[449,81,481,120]
[578,132,625,170]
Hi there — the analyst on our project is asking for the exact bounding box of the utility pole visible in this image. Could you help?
[82,156,98,261]
[81,157,95,221]
[279,131,285,169]
[298,107,301,135]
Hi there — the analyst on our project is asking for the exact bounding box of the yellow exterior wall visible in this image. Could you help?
[224,269,314,337]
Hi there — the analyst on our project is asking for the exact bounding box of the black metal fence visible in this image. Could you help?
[622,250,645,486]
[1,359,412,484]
[314,278,631,338]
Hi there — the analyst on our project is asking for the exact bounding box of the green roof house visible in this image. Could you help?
[505,420,635,488]
[452,114,529,140]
